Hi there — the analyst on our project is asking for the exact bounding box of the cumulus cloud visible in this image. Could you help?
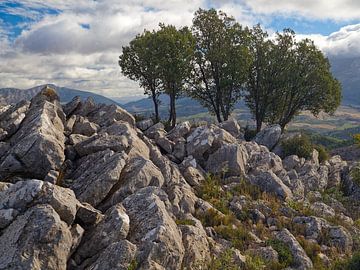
[243,0,360,21]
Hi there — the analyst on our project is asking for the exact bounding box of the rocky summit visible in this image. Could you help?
[0,86,360,270]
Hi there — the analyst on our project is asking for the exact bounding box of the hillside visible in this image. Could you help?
[0,86,360,269]
[0,84,119,105]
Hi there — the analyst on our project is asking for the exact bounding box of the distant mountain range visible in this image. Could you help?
[0,84,119,106]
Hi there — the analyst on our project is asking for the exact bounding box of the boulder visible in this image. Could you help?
[122,187,185,269]
[0,87,66,180]
[137,118,154,131]
[326,155,347,188]
[206,144,248,177]
[69,149,128,206]
[167,121,191,141]
[72,116,99,136]
[144,122,165,139]
[89,103,135,127]
[63,96,82,116]
[253,125,282,150]
[0,205,74,270]
[219,118,241,138]
[273,229,313,269]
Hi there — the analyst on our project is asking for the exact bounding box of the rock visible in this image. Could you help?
[76,202,104,228]
[65,115,77,134]
[0,100,30,140]
[310,202,336,218]
[283,155,301,171]
[219,118,241,138]
[253,125,282,150]
[328,226,353,252]
[86,240,137,270]
[172,137,187,161]
[72,116,99,136]
[144,122,165,139]
[89,103,136,127]
[69,149,128,206]
[0,179,78,225]
[137,118,154,131]
[101,156,164,209]
[156,135,175,154]
[273,229,313,269]
[167,121,191,141]
[248,170,293,200]
[0,205,73,270]
[249,246,278,262]
[206,144,248,177]
[186,125,215,161]
[74,133,129,157]
[44,170,59,184]
[0,87,66,180]
[183,166,205,187]
[63,96,82,116]
[73,204,130,267]
[122,187,185,269]
[71,96,97,117]
[326,155,347,188]
[0,208,19,229]
[69,133,89,145]
[179,217,211,269]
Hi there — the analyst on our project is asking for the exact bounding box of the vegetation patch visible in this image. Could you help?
[266,239,294,268]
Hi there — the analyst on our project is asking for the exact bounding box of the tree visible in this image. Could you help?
[245,25,277,132]
[266,29,342,131]
[187,8,251,123]
[154,24,195,128]
[119,30,161,122]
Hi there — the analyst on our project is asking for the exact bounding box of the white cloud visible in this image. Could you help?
[243,0,360,21]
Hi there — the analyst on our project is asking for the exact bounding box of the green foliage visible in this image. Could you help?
[315,145,330,163]
[208,249,240,270]
[350,163,360,186]
[245,256,266,270]
[187,8,251,123]
[281,135,314,159]
[353,134,360,146]
[175,218,196,226]
[244,126,257,141]
[214,224,252,251]
[127,259,137,270]
[266,239,294,267]
[296,235,321,262]
[332,253,360,270]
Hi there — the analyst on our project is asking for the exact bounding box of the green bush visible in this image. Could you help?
[350,164,360,186]
[208,249,239,270]
[175,219,196,226]
[281,134,314,159]
[266,239,294,268]
[214,224,251,251]
[332,252,360,270]
[315,145,330,163]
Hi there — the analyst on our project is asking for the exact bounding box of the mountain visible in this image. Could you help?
[0,84,119,105]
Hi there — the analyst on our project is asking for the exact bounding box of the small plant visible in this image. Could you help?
[281,134,314,159]
[245,255,266,270]
[208,249,240,270]
[127,259,137,270]
[175,218,196,226]
[266,239,294,268]
[350,163,360,186]
[332,252,360,270]
[214,224,252,251]
[297,235,321,262]
[314,145,330,163]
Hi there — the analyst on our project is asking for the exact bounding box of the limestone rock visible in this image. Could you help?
[72,116,99,136]
[218,118,241,138]
[137,118,154,131]
[167,121,191,141]
[253,125,282,150]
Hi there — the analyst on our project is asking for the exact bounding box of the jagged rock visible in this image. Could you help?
[65,114,77,134]
[247,150,283,174]
[156,135,175,154]
[0,100,30,140]
[273,229,313,269]
[76,202,104,228]
[0,142,10,159]
[86,240,137,270]
[90,103,135,127]
[69,149,128,206]
[172,137,187,161]
[44,169,59,184]
[72,116,100,136]
[326,155,347,188]
[73,204,130,267]
[137,118,154,131]
[167,121,191,141]
[144,122,165,139]
[328,226,353,252]
[186,125,214,161]
[122,187,185,269]
[248,170,293,200]
[206,144,248,177]
[218,118,241,138]
[179,217,211,269]
[282,155,301,171]
[63,96,82,116]
[310,202,336,218]
[182,166,205,187]
[71,97,97,117]
[0,87,66,180]
[0,205,74,270]
[249,246,278,262]
[69,133,89,145]
[0,208,19,229]
[253,125,282,150]
[101,156,164,209]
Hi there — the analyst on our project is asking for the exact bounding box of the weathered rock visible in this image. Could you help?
[144,122,165,139]
[0,208,19,229]
[69,149,128,206]
[183,166,205,187]
[253,125,282,150]
[89,103,136,127]
[283,155,301,171]
[69,133,89,145]
[73,204,130,267]
[249,246,278,263]
[72,116,99,136]
[172,137,187,161]
[186,125,214,161]
[326,155,347,188]
[63,96,82,116]
[0,205,73,270]
[248,170,293,200]
[137,118,154,131]
[206,144,248,177]
[167,121,191,141]
[101,156,164,209]
[310,202,336,218]
[0,87,66,180]
[76,202,104,228]
[328,226,353,252]
[219,118,241,138]
[122,187,185,269]
[86,240,137,270]
[273,229,313,269]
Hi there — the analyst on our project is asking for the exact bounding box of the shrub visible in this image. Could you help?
[214,224,252,251]
[332,252,360,270]
[281,134,313,159]
[296,235,321,262]
[208,249,239,270]
[245,256,266,270]
[315,145,330,163]
[350,163,360,186]
[266,239,294,268]
[175,219,196,226]
[244,126,257,141]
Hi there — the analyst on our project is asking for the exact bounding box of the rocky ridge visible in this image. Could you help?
[0,86,359,270]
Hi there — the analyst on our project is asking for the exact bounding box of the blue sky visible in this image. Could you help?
[0,0,360,99]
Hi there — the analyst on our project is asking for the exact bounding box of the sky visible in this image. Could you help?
[0,0,360,102]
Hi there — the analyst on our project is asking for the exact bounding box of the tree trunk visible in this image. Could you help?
[256,118,262,133]
[151,91,160,123]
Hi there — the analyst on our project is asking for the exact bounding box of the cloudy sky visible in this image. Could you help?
[0,1,359,102]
